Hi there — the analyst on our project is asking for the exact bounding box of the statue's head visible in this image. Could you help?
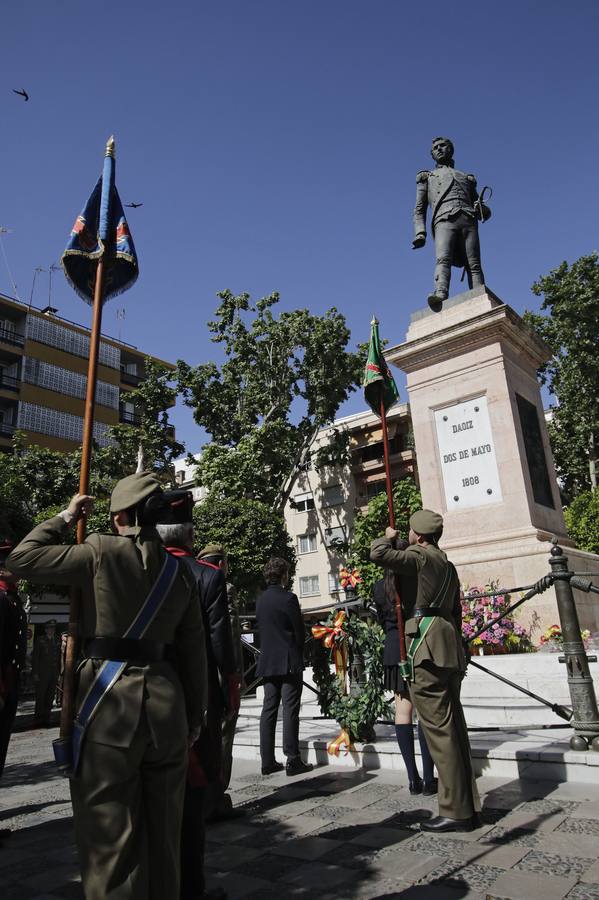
[430,137,454,166]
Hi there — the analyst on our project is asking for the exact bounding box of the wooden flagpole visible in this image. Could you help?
[58,143,112,751]
[380,394,407,664]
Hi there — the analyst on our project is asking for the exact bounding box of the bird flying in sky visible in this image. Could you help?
[12,88,29,101]
[125,202,143,208]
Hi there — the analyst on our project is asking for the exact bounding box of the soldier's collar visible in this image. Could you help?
[119,525,142,538]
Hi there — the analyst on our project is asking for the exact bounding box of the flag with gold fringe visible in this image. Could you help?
[61,137,138,304]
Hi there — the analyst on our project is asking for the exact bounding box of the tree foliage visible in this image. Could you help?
[192,496,295,608]
[177,290,365,510]
[564,488,599,555]
[348,478,422,601]
[104,358,184,477]
[0,361,182,545]
[524,253,599,498]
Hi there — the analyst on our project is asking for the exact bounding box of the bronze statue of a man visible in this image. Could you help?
[413,137,491,312]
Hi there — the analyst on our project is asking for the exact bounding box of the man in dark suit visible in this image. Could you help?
[413,136,491,311]
[256,557,312,776]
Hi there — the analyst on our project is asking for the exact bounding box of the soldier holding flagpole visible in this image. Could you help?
[363,319,436,795]
[365,319,479,832]
[7,139,210,899]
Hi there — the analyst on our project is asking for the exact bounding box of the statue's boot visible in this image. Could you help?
[427,292,447,312]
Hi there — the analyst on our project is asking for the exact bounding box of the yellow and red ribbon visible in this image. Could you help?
[312,610,348,693]
[327,727,354,757]
[339,567,362,590]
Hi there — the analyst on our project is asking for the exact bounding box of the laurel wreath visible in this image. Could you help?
[311,612,392,742]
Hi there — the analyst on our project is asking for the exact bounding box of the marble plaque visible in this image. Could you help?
[434,396,502,510]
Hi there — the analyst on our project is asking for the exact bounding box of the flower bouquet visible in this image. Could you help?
[538,623,591,652]
[461,582,535,655]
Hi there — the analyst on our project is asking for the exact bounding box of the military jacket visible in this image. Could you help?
[413,166,478,239]
[226,581,244,677]
[0,587,27,699]
[7,516,207,747]
[370,538,465,671]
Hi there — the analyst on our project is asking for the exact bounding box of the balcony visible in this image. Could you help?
[119,408,141,426]
[0,421,16,437]
[0,372,20,392]
[0,326,25,348]
[120,369,142,387]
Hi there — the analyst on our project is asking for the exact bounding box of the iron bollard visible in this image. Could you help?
[550,542,599,751]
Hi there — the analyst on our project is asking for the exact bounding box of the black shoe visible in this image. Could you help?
[422,778,438,796]
[205,806,246,823]
[286,758,313,777]
[427,293,446,312]
[261,761,285,775]
[420,815,473,833]
[409,777,423,795]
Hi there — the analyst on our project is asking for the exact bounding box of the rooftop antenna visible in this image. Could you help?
[29,266,46,307]
[0,226,21,301]
[48,262,60,308]
[116,307,125,342]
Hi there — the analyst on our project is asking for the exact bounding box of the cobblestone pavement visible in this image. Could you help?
[2,728,599,899]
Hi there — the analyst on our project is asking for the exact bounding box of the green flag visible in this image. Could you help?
[363,317,400,416]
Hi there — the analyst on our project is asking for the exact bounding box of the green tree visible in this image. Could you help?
[524,253,599,498]
[348,478,422,600]
[564,488,599,555]
[192,496,295,608]
[0,359,182,544]
[103,358,184,478]
[177,290,365,510]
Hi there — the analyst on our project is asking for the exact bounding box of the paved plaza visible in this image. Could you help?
[2,725,599,899]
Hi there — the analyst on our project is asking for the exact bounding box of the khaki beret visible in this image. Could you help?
[197,543,225,560]
[109,472,162,513]
[409,509,444,537]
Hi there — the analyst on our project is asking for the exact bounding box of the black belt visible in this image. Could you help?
[83,637,174,665]
[413,607,449,619]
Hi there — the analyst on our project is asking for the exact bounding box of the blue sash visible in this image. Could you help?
[67,552,179,774]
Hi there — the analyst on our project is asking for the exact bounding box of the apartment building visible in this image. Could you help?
[173,453,207,503]
[284,404,417,611]
[0,291,174,453]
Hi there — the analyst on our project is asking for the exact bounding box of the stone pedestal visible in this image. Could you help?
[388,286,599,636]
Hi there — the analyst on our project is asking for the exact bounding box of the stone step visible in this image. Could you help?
[235,697,599,783]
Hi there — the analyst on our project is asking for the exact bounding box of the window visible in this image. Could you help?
[23,358,119,409]
[324,526,345,549]
[293,491,315,512]
[299,575,320,598]
[297,533,317,554]
[328,573,341,593]
[26,315,120,369]
[322,484,343,507]
[366,480,396,502]
[18,402,112,446]
[359,435,404,463]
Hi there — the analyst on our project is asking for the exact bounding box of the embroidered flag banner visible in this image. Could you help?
[363,317,399,417]
[61,137,138,304]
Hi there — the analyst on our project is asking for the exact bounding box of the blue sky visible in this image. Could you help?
[1,1,598,450]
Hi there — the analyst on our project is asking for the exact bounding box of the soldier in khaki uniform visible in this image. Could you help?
[7,473,208,899]
[370,509,480,832]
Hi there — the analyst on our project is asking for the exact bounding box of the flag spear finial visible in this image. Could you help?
[105,135,115,157]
